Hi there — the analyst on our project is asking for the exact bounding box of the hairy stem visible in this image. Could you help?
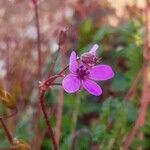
[39,89,58,150]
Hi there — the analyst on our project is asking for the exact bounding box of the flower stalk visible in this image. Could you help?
[39,89,58,150]
[38,65,69,150]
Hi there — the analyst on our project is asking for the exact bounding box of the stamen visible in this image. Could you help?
[76,65,90,79]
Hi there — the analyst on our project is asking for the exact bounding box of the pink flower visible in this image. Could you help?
[62,45,114,96]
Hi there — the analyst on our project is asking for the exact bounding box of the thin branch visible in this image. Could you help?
[0,107,18,120]
[125,62,145,101]
[39,89,58,150]
[48,46,61,78]
[37,63,69,149]
[51,83,62,86]
[0,118,13,145]
[32,0,42,78]
[57,65,69,75]
[123,62,149,150]
[48,28,67,77]
[123,1,150,149]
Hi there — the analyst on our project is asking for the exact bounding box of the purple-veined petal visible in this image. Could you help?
[89,65,114,81]
[62,74,80,93]
[89,44,99,56]
[69,51,78,73]
[82,79,102,96]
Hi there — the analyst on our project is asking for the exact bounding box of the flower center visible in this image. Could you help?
[76,65,90,79]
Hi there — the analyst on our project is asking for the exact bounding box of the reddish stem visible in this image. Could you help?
[48,46,61,78]
[32,0,41,78]
[39,89,58,150]
[125,63,145,101]
[123,1,150,149]
[48,28,67,78]
[123,62,149,150]
[0,118,13,145]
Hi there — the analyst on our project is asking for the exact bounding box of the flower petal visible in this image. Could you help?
[69,51,78,73]
[62,74,80,93]
[82,79,102,96]
[89,65,114,81]
[89,44,99,56]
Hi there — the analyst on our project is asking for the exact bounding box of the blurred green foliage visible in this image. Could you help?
[0,15,147,150]
[57,17,145,149]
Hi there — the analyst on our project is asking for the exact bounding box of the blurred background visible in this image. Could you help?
[0,0,148,149]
